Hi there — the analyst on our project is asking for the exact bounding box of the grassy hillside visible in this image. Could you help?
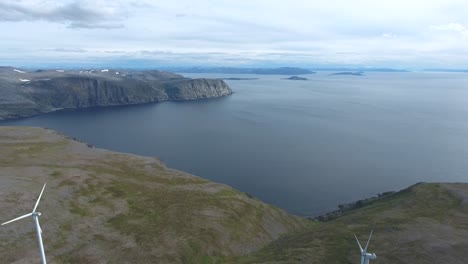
[2,126,467,264]
[0,127,308,263]
[237,182,468,264]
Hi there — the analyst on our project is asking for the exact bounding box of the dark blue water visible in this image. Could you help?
[2,72,468,216]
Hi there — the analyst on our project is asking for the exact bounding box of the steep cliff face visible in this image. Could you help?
[23,77,165,108]
[164,78,233,100]
[0,68,233,120]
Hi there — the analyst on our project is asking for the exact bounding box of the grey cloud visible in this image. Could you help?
[429,23,468,37]
[139,50,174,56]
[46,48,87,53]
[103,50,131,54]
[68,22,124,29]
[129,2,155,9]
[0,1,125,29]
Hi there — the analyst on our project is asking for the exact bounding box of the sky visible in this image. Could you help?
[1,0,468,69]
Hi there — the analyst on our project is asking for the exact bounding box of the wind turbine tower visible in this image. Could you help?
[2,183,48,264]
[354,230,377,264]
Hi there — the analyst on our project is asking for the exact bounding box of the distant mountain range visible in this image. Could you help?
[282,76,308,80]
[314,67,407,72]
[172,66,409,74]
[329,71,365,76]
[423,69,468,73]
[174,67,315,75]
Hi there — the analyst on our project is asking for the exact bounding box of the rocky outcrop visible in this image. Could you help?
[163,78,233,100]
[0,68,233,120]
[312,190,396,221]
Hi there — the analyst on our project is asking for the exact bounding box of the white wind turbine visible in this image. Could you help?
[354,230,377,264]
[2,183,47,264]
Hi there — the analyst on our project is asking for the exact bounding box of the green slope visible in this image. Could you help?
[237,182,468,264]
[0,127,308,263]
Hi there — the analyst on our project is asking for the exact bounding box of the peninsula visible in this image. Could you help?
[0,67,233,120]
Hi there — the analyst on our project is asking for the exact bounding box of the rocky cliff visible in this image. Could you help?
[0,67,233,120]
[163,78,232,100]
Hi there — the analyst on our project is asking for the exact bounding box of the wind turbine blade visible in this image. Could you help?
[38,221,42,234]
[354,234,363,252]
[364,230,373,252]
[32,183,46,213]
[1,213,33,226]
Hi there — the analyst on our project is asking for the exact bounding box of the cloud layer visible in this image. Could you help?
[1,0,468,68]
[0,0,125,28]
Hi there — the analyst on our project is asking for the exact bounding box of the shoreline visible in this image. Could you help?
[0,92,233,122]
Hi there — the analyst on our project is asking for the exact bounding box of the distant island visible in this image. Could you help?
[283,76,308,80]
[221,77,259,80]
[174,67,315,75]
[329,71,365,76]
[0,66,233,120]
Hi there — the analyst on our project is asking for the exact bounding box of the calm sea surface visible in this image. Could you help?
[2,72,468,216]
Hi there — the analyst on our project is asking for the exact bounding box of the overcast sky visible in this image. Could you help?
[1,0,468,69]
